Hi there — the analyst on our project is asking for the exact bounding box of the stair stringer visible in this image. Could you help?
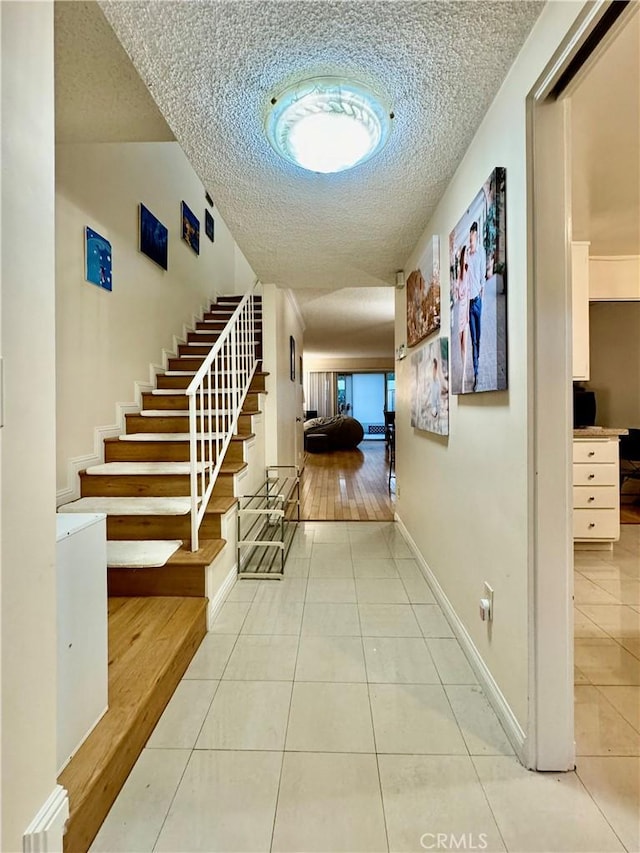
[205,409,266,629]
[56,298,218,506]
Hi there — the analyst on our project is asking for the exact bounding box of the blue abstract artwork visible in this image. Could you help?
[181,201,200,255]
[205,209,215,242]
[85,227,112,291]
[139,203,168,270]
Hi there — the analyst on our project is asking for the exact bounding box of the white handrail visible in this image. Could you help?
[187,287,259,550]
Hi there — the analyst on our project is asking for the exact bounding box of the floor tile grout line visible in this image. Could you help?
[355,573,393,852]
[440,679,473,759]
[467,754,510,853]
[587,684,640,737]
[572,762,631,852]
[269,548,310,853]
[149,575,271,851]
[575,601,639,646]
[149,745,194,852]
[396,567,447,684]
[614,637,640,662]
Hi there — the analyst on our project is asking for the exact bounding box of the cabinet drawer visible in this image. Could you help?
[573,485,618,509]
[573,464,618,486]
[573,508,619,540]
[573,440,618,464]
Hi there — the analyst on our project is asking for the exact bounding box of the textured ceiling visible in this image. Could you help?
[296,287,396,358]
[571,11,640,256]
[98,0,544,292]
[55,0,174,143]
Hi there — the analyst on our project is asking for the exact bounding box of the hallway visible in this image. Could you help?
[91,522,630,853]
[300,442,395,521]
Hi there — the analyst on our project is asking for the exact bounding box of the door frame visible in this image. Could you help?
[527,0,635,769]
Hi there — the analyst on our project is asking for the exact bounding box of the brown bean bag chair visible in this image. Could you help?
[303,415,364,450]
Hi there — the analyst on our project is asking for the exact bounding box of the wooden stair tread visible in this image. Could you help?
[59,597,207,852]
[106,540,226,596]
[206,495,237,514]
[166,538,226,565]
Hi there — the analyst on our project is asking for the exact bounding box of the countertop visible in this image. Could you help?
[573,427,629,438]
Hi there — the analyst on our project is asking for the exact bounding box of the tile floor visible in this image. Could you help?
[91,522,639,852]
[573,524,640,853]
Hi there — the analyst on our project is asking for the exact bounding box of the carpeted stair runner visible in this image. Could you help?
[106,540,183,568]
[58,496,195,515]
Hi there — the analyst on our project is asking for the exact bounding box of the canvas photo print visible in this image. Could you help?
[449,167,507,394]
[407,234,441,347]
[139,204,168,270]
[410,337,449,436]
[182,201,200,255]
[85,226,112,291]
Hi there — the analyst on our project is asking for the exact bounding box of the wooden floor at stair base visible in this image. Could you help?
[300,441,396,521]
[59,596,206,853]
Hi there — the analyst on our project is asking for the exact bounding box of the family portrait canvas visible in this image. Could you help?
[449,167,507,394]
[407,235,441,347]
[85,226,112,291]
[410,337,449,436]
[139,204,168,270]
[181,201,200,255]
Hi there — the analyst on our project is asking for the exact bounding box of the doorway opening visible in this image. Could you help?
[336,372,395,440]
[529,0,639,772]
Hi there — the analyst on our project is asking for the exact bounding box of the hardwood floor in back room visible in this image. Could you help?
[300,441,395,522]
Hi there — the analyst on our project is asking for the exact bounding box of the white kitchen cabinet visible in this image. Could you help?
[572,241,591,381]
[56,513,108,772]
[589,255,640,300]
[573,436,620,547]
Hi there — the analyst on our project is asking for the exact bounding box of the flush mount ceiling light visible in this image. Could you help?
[266,77,392,174]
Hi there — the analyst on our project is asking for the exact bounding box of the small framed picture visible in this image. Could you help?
[85,226,112,291]
[181,201,200,255]
[205,209,214,242]
[299,355,303,385]
[139,204,168,271]
[290,336,296,382]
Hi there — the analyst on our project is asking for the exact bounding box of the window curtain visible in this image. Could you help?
[304,372,336,417]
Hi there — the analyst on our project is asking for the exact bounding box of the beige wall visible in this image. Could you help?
[56,141,255,494]
[395,0,585,731]
[234,244,258,294]
[1,1,59,847]
[305,357,394,373]
[587,302,640,428]
[262,285,305,469]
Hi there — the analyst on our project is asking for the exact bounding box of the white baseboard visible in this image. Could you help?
[207,563,237,629]
[395,514,529,765]
[56,402,140,506]
[23,785,69,853]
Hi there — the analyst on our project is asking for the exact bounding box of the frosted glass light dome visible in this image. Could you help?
[266,77,391,174]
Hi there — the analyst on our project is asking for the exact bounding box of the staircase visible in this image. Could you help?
[57,292,267,852]
[58,292,266,596]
